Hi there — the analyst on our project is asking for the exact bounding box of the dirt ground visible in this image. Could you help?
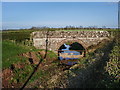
[2,51,72,88]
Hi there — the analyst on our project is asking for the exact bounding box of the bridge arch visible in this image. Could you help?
[57,39,87,50]
[56,39,87,57]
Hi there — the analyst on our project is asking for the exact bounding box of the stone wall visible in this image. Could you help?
[32,31,110,38]
[31,31,111,53]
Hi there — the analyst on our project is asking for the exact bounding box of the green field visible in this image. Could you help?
[61,29,118,31]
[2,40,33,69]
[2,40,58,87]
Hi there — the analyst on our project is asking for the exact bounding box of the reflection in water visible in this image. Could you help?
[59,43,80,65]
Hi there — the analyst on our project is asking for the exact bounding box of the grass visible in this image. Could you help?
[0,41,2,69]
[47,51,57,58]
[2,30,35,46]
[2,40,42,86]
[2,40,58,87]
[2,41,28,69]
[77,31,120,88]
[29,69,48,83]
[77,52,95,67]
[10,64,34,86]
[2,31,31,41]
[96,44,120,88]
[2,40,41,69]
[61,29,118,31]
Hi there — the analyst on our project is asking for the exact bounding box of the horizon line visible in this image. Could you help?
[2,27,118,30]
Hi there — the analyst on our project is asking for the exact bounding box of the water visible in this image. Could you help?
[59,43,80,65]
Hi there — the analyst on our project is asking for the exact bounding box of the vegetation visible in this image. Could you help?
[95,32,120,88]
[2,30,34,47]
[95,45,120,88]
[0,41,2,68]
[2,39,58,87]
[2,40,29,69]
[106,45,120,78]
[28,26,118,31]
[67,32,119,88]
[2,28,119,88]
[10,64,34,84]
[2,26,117,47]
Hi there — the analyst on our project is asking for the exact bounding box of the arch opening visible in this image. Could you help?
[58,42,86,65]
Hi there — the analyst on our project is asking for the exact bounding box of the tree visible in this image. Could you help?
[102,26,106,29]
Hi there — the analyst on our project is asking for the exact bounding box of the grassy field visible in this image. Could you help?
[2,40,35,69]
[2,40,58,88]
[2,30,32,41]
[61,29,118,31]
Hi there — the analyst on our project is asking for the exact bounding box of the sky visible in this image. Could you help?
[1,0,120,2]
[2,2,119,29]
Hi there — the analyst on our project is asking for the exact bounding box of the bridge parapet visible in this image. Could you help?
[32,31,110,38]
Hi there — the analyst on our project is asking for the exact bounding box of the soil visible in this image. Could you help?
[2,68,13,88]
[20,52,40,64]
[25,61,71,88]
[2,50,71,88]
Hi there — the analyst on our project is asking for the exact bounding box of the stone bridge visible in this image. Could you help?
[31,31,111,54]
